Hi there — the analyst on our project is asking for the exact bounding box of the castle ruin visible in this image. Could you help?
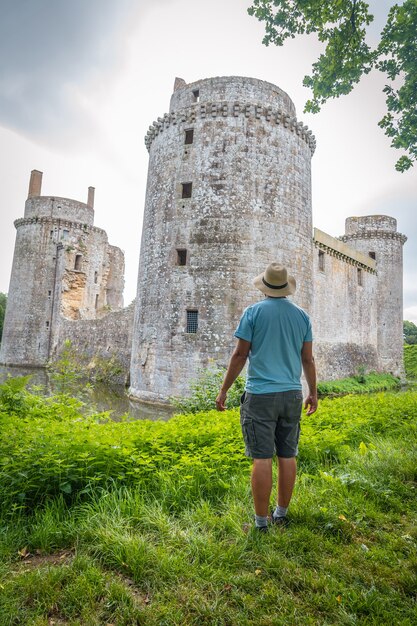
[0,171,133,377]
[0,77,407,402]
[130,76,406,403]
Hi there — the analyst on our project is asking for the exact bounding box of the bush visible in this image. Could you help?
[0,379,416,514]
[404,344,417,379]
[404,320,417,345]
[317,372,401,397]
[170,365,245,413]
[49,339,125,389]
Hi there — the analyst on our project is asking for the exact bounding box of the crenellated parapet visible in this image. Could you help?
[14,216,107,238]
[340,231,407,245]
[144,102,316,154]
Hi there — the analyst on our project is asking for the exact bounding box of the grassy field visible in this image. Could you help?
[0,379,416,625]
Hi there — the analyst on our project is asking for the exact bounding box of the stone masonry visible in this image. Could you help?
[129,75,406,404]
[130,76,316,403]
[0,171,130,374]
[0,77,407,400]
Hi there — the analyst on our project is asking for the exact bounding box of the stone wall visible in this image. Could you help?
[0,218,56,365]
[131,76,316,403]
[25,196,94,226]
[55,303,135,385]
[341,216,407,377]
[0,171,126,368]
[312,229,379,380]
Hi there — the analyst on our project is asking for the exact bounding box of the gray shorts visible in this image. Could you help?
[240,390,303,459]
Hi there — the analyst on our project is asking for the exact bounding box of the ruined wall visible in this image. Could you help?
[56,303,135,384]
[131,76,316,403]
[0,171,125,368]
[312,229,379,380]
[59,227,124,320]
[105,245,125,310]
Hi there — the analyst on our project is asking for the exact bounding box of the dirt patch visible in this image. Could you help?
[14,547,75,571]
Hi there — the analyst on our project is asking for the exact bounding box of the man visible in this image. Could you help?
[216,262,318,531]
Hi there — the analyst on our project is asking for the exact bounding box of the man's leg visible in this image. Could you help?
[251,458,273,517]
[277,456,297,508]
[273,391,302,522]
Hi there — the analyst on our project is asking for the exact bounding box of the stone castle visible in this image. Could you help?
[0,76,407,402]
[0,171,133,377]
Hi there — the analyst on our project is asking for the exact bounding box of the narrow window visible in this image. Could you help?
[186,310,198,333]
[184,129,194,145]
[48,290,52,300]
[357,268,363,286]
[46,321,50,329]
[95,294,99,309]
[176,249,187,266]
[74,254,82,271]
[62,229,69,240]
[318,250,325,272]
[50,230,54,239]
[369,251,376,260]
[181,182,192,199]
[94,271,98,284]
[192,89,200,103]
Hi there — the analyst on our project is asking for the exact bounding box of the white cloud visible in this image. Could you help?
[404,306,417,325]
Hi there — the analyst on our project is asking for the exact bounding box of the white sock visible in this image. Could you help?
[254,514,268,528]
[273,505,288,519]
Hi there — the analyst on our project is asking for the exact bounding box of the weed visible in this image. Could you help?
[170,363,245,413]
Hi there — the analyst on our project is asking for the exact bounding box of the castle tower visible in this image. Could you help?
[0,170,124,367]
[341,215,407,376]
[130,76,316,403]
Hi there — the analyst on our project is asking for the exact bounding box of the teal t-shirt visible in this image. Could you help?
[234,297,313,394]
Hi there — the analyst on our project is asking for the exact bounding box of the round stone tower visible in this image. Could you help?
[0,170,124,367]
[341,215,407,376]
[130,76,316,403]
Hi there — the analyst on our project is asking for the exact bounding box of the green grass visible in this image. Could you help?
[0,382,416,624]
[404,344,417,379]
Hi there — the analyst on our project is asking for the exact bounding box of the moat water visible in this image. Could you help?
[0,365,175,421]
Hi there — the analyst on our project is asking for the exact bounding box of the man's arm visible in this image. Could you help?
[301,341,318,415]
[216,338,251,411]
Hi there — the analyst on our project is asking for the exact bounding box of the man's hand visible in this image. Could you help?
[216,390,227,411]
[304,393,318,416]
[215,339,250,412]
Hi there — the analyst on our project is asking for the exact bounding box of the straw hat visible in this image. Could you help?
[253,262,296,297]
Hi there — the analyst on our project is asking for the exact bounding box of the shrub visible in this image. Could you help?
[0,379,416,514]
[404,344,417,379]
[317,372,401,397]
[404,320,417,345]
[171,365,245,413]
[0,375,32,416]
[49,340,125,389]
[48,340,86,393]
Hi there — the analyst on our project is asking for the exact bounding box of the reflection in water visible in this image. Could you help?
[0,365,175,421]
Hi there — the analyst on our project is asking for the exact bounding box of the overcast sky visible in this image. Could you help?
[0,0,416,322]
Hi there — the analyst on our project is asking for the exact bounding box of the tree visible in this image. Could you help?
[248,0,417,172]
[404,320,417,344]
[0,293,7,343]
